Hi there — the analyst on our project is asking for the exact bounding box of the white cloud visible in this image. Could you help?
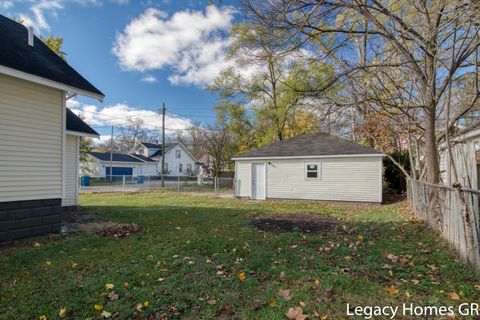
[112,6,236,87]
[0,1,14,9]
[141,74,157,83]
[67,99,193,134]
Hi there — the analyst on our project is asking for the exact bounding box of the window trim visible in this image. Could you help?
[304,162,321,180]
[175,150,181,158]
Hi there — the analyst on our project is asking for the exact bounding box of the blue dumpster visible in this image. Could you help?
[137,175,145,184]
[81,176,90,186]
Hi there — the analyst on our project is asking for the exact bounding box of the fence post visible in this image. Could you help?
[123,175,126,192]
[177,176,180,193]
[147,176,150,190]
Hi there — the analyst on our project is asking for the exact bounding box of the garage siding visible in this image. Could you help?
[235,161,251,197]
[63,135,78,206]
[0,73,63,202]
[235,157,383,203]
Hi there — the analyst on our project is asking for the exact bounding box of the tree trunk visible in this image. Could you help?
[424,107,440,183]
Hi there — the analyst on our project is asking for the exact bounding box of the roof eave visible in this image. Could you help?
[232,154,386,160]
[0,65,105,102]
[66,130,100,139]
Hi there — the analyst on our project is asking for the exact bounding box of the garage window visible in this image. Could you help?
[305,163,320,179]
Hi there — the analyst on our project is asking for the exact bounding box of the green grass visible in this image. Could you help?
[1,191,479,319]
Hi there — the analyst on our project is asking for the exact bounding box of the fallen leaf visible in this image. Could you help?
[143,301,149,308]
[105,283,114,290]
[94,304,103,311]
[58,307,67,318]
[239,272,246,282]
[39,316,47,320]
[71,261,78,268]
[299,301,306,308]
[33,242,42,248]
[475,284,480,291]
[405,291,412,299]
[278,289,291,301]
[385,285,399,296]
[136,303,143,312]
[107,292,119,301]
[206,299,217,305]
[101,310,112,318]
[279,271,286,279]
[447,292,460,300]
[269,299,278,308]
[314,279,321,286]
[286,307,308,320]
[45,261,52,266]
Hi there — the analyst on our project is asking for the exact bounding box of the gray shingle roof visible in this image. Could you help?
[130,153,157,162]
[0,15,104,99]
[232,132,383,159]
[66,109,99,137]
[89,152,145,163]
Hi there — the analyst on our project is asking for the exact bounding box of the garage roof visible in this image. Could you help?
[89,152,145,163]
[232,132,383,159]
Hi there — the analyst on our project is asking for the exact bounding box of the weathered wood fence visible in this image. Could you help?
[407,179,480,270]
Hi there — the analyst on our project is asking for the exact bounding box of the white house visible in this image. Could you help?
[83,142,199,178]
[137,142,198,176]
[0,15,104,242]
[84,152,158,177]
[232,132,385,203]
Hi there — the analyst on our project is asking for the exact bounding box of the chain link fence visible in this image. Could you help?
[407,179,480,271]
[79,175,235,197]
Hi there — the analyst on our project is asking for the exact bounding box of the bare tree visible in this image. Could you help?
[243,0,480,183]
[116,117,148,152]
[176,122,206,160]
[202,126,232,177]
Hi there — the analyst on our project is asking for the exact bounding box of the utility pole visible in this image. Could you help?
[109,125,113,182]
[161,103,166,187]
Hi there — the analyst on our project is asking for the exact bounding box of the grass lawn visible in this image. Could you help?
[1,191,479,319]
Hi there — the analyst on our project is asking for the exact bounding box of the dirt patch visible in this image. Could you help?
[62,209,142,237]
[96,224,143,237]
[382,193,407,205]
[251,214,342,234]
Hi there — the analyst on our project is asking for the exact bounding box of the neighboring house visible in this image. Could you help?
[84,152,158,177]
[232,132,385,203]
[439,128,480,189]
[198,154,230,176]
[136,142,198,176]
[83,142,199,177]
[0,15,103,242]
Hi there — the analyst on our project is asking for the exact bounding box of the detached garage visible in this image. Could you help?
[232,133,385,203]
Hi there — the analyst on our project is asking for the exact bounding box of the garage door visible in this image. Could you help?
[106,167,133,176]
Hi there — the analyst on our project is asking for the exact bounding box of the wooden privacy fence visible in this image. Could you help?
[407,179,480,270]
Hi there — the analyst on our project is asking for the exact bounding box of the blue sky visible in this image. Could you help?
[0,0,241,140]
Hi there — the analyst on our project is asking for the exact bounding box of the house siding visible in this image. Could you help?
[235,156,383,203]
[162,145,196,176]
[63,135,78,206]
[0,73,63,202]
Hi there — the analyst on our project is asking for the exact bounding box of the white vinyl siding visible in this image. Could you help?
[0,74,63,202]
[235,156,383,203]
[63,135,78,206]
[235,161,252,197]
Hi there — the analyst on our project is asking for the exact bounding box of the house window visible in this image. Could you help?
[187,163,192,174]
[175,150,181,158]
[305,163,320,179]
[179,163,183,173]
[164,163,168,174]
